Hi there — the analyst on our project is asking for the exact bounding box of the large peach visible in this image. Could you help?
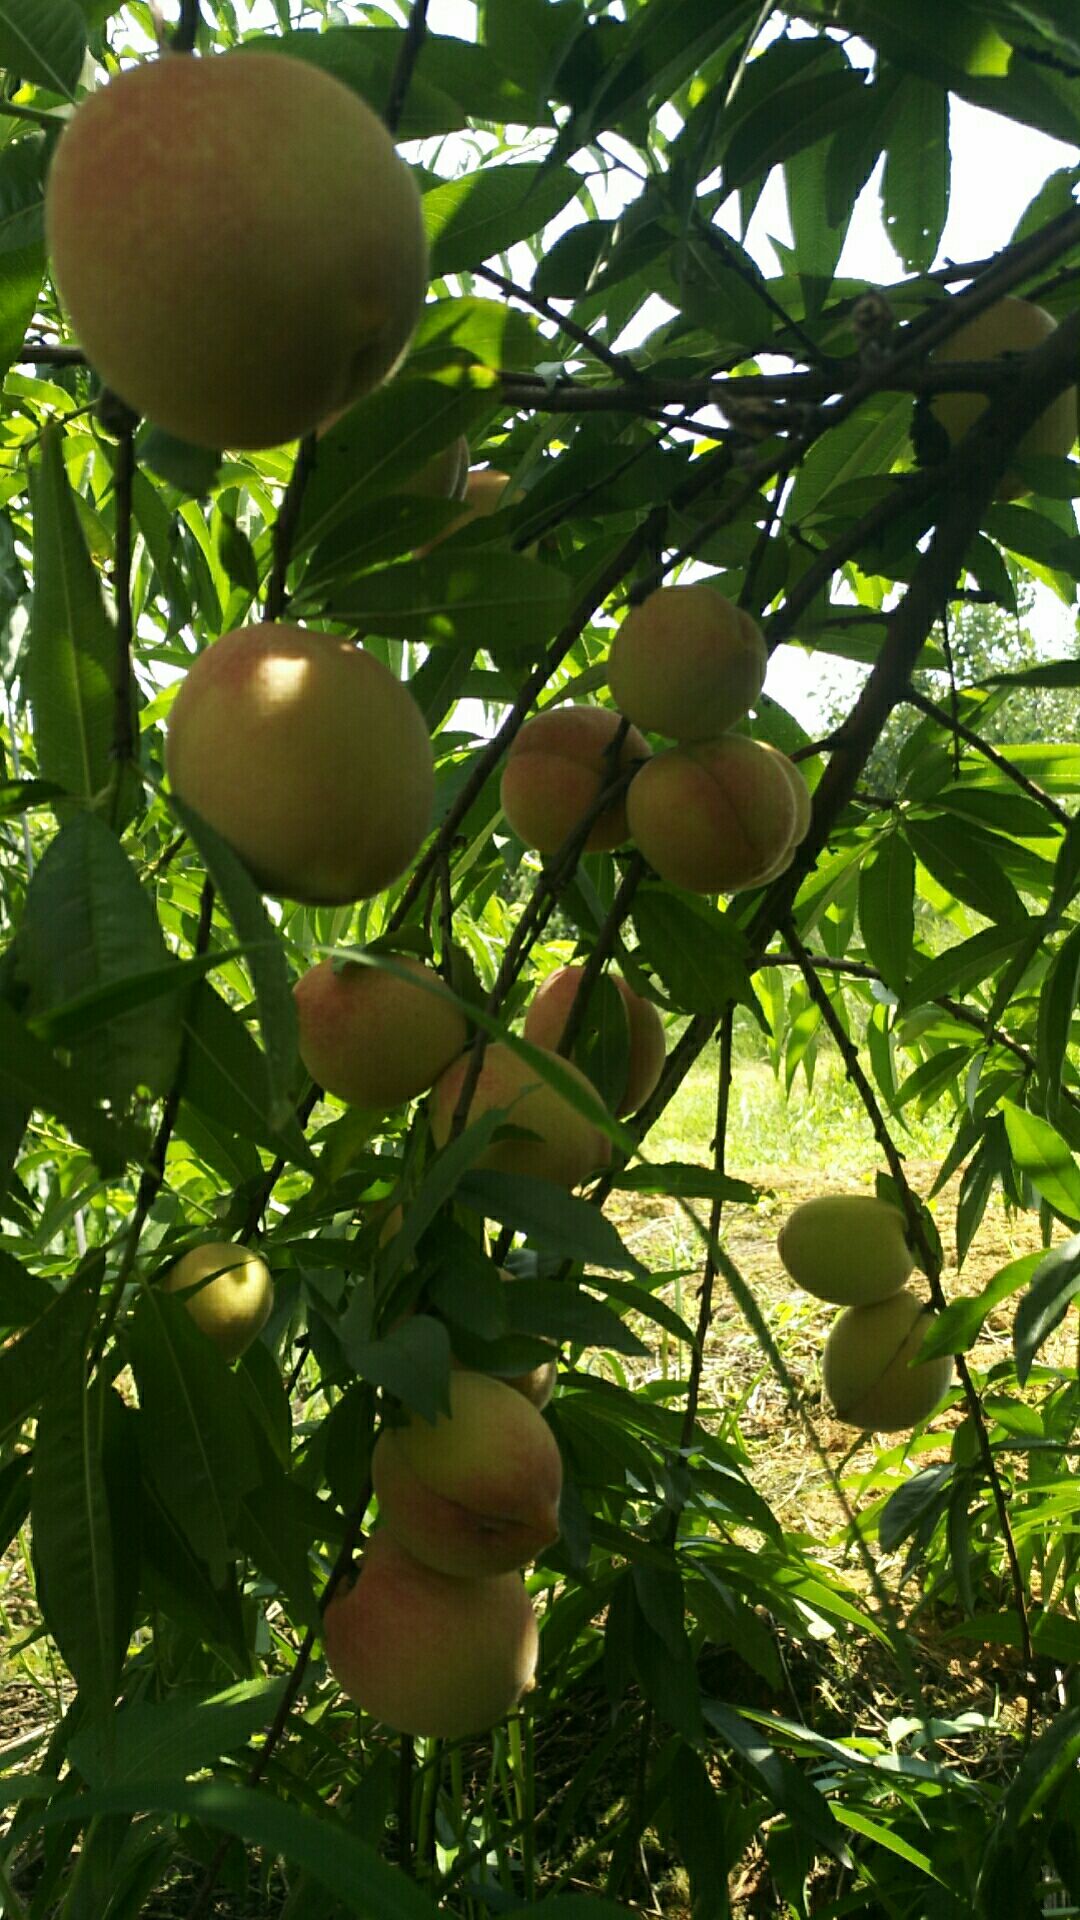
[45,53,427,450]
[626,734,804,894]
[372,1370,562,1576]
[822,1290,954,1432]
[165,624,433,904]
[778,1195,914,1307]
[608,584,767,741]
[295,956,466,1109]
[323,1530,538,1739]
[500,707,650,855]
[930,296,1076,499]
[523,967,665,1116]
[160,1241,272,1362]
[429,1042,610,1187]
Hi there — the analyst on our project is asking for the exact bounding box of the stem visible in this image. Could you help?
[555,855,647,1064]
[397,1735,416,1875]
[171,0,201,53]
[384,0,430,137]
[784,922,1038,1742]
[264,434,317,623]
[110,420,136,772]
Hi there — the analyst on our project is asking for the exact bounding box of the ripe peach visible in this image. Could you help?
[372,1370,562,1576]
[930,296,1076,499]
[165,624,433,904]
[626,734,803,893]
[822,1290,954,1432]
[45,53,427,450]
[523,967,665,1116]
[295,956,466,1109]
[608,584,767,741]
[778,1195,914,1307]
[160,1241,272,1362]
[429,1041,610,1187]
[500,707,650,855]
[323,1530,538,1739]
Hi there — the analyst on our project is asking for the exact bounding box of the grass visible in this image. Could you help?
[647,1034,957,1177]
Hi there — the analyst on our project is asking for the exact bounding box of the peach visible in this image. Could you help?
[778,1195,914,1307]
[429,1042,610,1187]
[608,584,767,741]
[295,956,466,1109]
[500,707,650,855]
[523,967,665,1117]
[160,1241,272,1362]
[323,1530,538,1739]
[822,1290,954,1432]
[930,296,1076,500]
[45,53,427,450]
[165,624,433,904]
[372,1370,562,1576]
[626,734,804,893]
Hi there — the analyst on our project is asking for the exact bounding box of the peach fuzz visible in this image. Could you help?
[45,53,427,450]
[523,967,665,1117]
[372,1370,562,1577]
[500,707,650,855]
[429,1041,610,1188]
[626,733,799,894]
[608,584,767,741]
[165,624,433,905]
[295,956,466,1109]
[160,1241,272,1363]
[323,1529,538,1739]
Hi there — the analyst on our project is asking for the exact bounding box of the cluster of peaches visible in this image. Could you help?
[777,1195,954,1432]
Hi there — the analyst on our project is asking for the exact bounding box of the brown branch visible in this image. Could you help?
[476,265,643,387]
[171,0,201,53]
[784,924,1038,1742]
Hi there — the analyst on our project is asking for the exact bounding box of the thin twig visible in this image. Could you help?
[476,265,645,386]
[555,855,647,1064]
[904,688,1070,827]
[384,0,430,137]
[110,419,136,770]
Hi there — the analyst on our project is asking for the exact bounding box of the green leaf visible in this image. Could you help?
[424,163,582,278]
[0,136,45,381]
[246,27,535,138]
[25,426,122,810]
[612,1164,757,1203]
[296,379,491,553]
[882,78,949,273]
[788,390,914,523]
[918,1248,1039,1360]
[341,1314,453,1423]
[907,817,1026,926]
[169,800,299,1128]
[502,1277,646,1355]
[69,1676,290,1790]
[18,812,182,1103]
[859,834,914,992]
[1014,1232,1080,1384]
[180,983,314,1171]
[128,1289,260,1585]
[316,551,570,664]
[632,890,751,1015]
[0,1259,96,1439]
[34,1778,439,1920]
[0,1249,54,1326]
[0,998,131,1175]
[457,1171,644,1272]
[137,428,221,498]
[1038,922,1080,1121]
[31,1359,118,1718]
[0,0,86,96]
[901,921,1035,1009]
[704,1701,852,1866]
[1002,1100,1080,1224]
